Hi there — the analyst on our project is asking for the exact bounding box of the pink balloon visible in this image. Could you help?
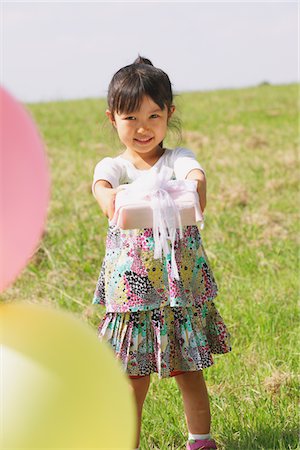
[0,87,50,293]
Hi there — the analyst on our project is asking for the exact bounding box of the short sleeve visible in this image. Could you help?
[173,147,205,180]
[92,157,122,197]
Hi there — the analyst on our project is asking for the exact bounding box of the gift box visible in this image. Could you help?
[109,167,204,280]
[111,181,203,230]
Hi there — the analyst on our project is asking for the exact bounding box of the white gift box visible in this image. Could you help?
[109,167,204,280]
[111,181,203,230]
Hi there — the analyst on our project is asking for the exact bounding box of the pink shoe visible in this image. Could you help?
[186,438,217,450]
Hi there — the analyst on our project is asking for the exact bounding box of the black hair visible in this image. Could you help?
[107,56,174,115]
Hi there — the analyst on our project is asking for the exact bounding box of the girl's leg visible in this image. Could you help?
[129,375,151,449]
[175,370,211,434]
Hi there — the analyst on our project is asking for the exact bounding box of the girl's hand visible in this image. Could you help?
[94,180,122,220]
[186,169,207,212]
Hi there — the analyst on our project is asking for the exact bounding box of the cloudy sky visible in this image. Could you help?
[2,1,298,103]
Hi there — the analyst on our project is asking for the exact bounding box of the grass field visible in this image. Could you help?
[1,83,299,449]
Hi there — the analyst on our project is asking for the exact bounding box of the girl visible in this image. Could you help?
[92,56,231,450]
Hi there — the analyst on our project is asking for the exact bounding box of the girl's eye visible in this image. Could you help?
[150,114,159,119]
[124,116,135,120]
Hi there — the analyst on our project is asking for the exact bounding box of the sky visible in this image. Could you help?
[1,1,298,103]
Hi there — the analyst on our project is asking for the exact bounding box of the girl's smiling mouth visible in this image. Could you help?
[134,137,153,144]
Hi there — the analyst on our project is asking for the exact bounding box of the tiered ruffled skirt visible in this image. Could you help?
[93,226,231,378]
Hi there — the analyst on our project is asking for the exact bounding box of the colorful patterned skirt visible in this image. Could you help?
[93,226,232,379]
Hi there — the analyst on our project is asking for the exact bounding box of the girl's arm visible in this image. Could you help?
[94,180,119,220]
[186,169,207,212]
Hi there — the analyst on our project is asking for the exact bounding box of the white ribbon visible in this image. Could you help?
[149,186,183,280]
[110,166,203,280]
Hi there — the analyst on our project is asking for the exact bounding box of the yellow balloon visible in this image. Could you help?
[0,302,136,449]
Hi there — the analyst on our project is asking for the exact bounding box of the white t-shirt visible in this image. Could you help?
[92,147,205,197]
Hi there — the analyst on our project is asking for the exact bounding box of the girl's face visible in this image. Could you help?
[106,96,175,156]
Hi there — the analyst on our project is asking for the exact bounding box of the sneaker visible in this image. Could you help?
[186,438,218,450]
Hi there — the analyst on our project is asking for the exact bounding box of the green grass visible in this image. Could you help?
[1,83,299,449]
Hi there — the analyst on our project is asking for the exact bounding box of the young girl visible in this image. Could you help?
[92,56,231,450]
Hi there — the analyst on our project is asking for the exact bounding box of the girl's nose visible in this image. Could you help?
[137,124,149,133]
